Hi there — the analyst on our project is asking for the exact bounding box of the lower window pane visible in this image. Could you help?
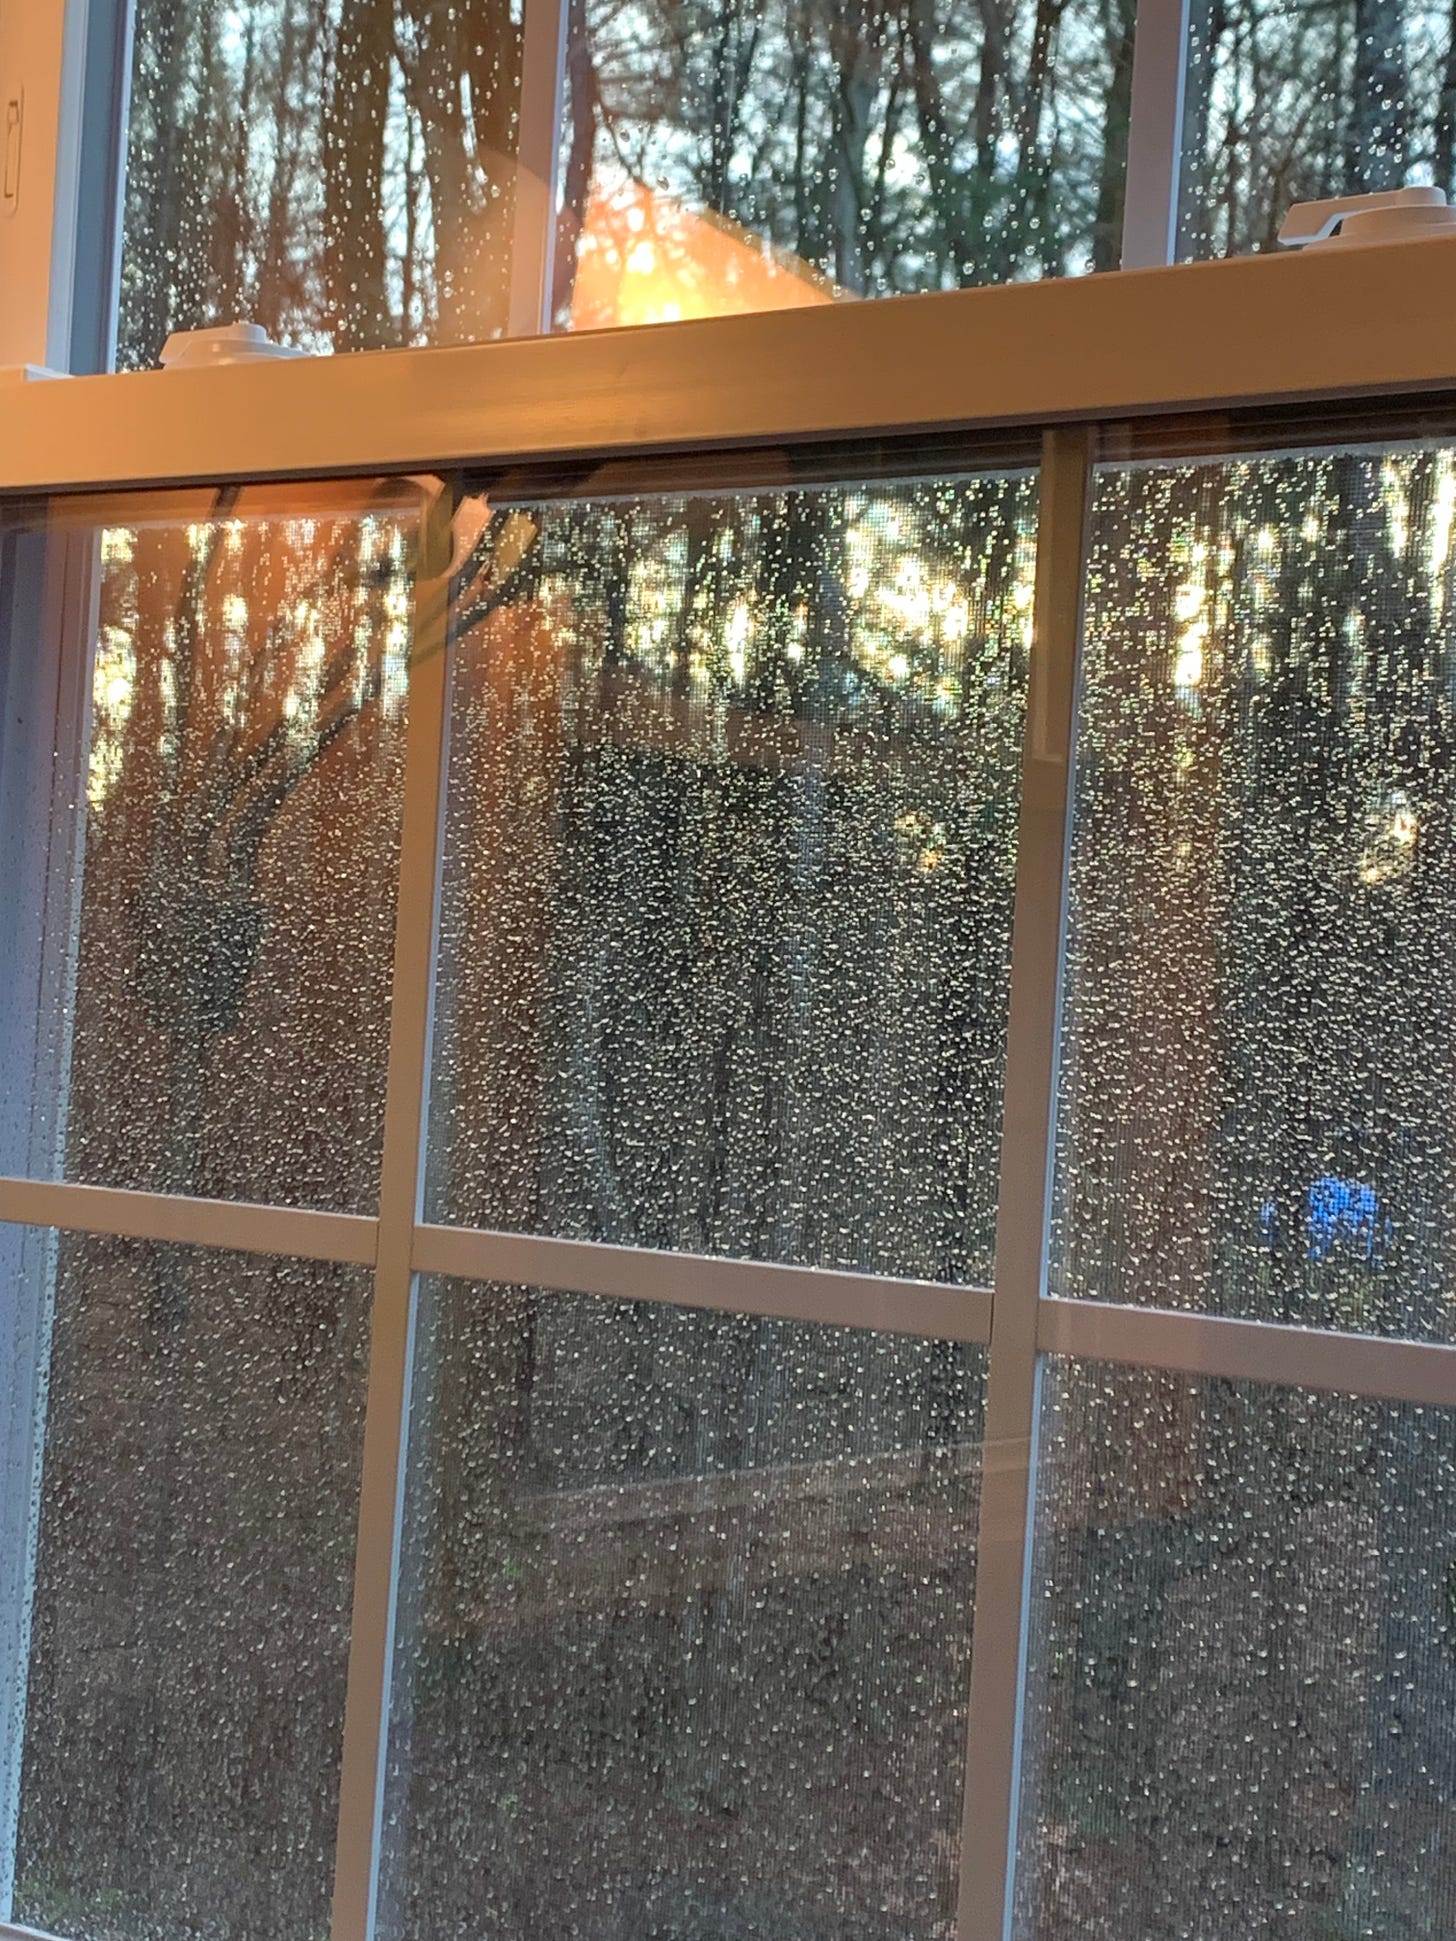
[384,1281,985,1938]
[1019,1358,1456,1938]
[5,1231,370,1940]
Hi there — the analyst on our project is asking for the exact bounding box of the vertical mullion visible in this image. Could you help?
[329,487,454,1941]
[1119,0,1193,270]
[957,425,1093,1941]
[65,0,133,374]
[506,0,569,337]
[0,523,102,1918]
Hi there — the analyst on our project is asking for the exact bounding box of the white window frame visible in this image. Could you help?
[3,7,1456,1941]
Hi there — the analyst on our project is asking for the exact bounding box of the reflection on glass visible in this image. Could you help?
[1180,0,1456,259]
[0,485,412,1212]
[1018,1359,1456,1939]
[1055,443,1456,1340]
[561,0,1133,324]
[426,471,1037,1282]
[9,1235,369,1941]
[383,1279,985,1939]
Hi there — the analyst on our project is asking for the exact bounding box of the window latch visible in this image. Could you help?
[3,88,22,216]
[159,322,306,368]
[1280,187,1456,248]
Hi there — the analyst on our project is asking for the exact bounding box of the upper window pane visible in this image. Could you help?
[116,0,1132,368]
[1179,0,1454,258]
[0,482,415,1212]
[426,462,1036,1281]
[1054,436,1456,1340]
[120,0,527,365]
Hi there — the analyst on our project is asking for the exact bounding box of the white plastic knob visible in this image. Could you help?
[159,322,306,368]
[1279,186,1456,249]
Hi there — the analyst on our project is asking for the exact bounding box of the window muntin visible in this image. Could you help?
[425,466,1035,1280]
[0,484,416,1213]
[9,1232,370,1941]
[1053,437,1456,1341]
[383,1277,986,1939]
[1018,1357,1456,1939]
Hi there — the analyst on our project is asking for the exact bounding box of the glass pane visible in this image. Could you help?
[383,1278,985,1937]
[0,483,414,1212]
[427,468,1036,1281]
[4,1232,370,1940]
[118,0,526,367]
[1018,1358,1456,1939]
[559,0,1133,327]
[1180,0,1455,260]
[1055,440,1456,1340]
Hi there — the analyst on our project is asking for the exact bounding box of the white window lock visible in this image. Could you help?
[159,322,307,369]
[1280,186,1456,248]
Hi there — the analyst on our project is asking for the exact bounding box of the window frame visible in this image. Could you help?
[5,4,1456,1937]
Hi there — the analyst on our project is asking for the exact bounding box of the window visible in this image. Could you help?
[4,8,1456,1941]
[113,0,1136,368]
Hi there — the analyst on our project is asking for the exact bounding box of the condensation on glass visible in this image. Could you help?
[558,0,1132,327]
[1054,440,1456,1341]
[1,1230,370,1941]
[426,468,1037,1283]
[1017,1357,1456,1939]
[1179,0,1456,259]
[381,1277,985,1940]
[0,482,415,1213]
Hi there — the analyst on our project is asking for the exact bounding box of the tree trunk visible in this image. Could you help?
[324,0,396,350]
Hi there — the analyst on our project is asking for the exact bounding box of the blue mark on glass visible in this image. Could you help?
[1259,1175,1391,1266]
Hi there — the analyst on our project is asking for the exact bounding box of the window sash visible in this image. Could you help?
[2,0,1186,377]
[8,386,1456,1941]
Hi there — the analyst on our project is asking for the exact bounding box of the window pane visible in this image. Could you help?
[1179,0,1454,260]
[0,484,413,1213]
[383,1278,985,1937]
[5,1232,370,1940]
[559,0,1132,328]
[1055,442,1456,1340]
[426,468,1036,1281]
[1017,1358,1456,1938]
[119,0,526,366]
